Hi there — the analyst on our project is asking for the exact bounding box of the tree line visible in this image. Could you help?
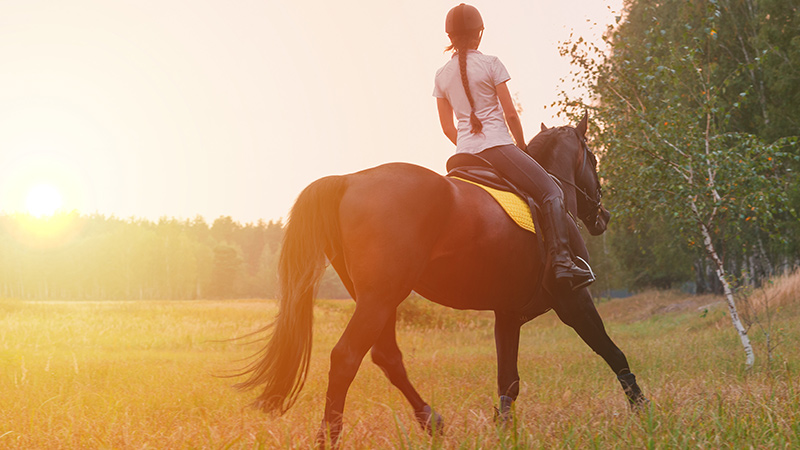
[0,213,349,300]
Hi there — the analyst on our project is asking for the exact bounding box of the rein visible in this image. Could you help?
[549,173,599,210]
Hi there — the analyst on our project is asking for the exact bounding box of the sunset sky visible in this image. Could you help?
[0,0,622,223]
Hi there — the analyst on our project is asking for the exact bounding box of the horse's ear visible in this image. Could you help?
[576,112,588,137]
[540,123,548,131]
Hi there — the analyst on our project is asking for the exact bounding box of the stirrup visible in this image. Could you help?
[570,256,596,290]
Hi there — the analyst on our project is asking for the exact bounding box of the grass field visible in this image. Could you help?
[1,274,799,448]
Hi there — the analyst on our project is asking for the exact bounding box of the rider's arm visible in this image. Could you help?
[496,81,525,151]
[436,97,458,146]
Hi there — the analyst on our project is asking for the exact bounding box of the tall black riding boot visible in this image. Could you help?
[541,198,595,290]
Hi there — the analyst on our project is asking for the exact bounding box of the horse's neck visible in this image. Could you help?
[538,149,579,214]
[536,147,573,183]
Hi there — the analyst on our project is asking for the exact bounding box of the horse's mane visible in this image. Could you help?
[527,126,571,157]
[529,125,601,195]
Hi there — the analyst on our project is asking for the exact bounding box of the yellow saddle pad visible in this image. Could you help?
[454,177,535,234]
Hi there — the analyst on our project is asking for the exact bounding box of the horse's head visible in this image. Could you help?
[529,113,610,236]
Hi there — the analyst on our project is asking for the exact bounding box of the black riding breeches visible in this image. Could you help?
[478,144,563,206]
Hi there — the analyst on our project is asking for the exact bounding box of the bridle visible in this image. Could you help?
[547,128,604,227]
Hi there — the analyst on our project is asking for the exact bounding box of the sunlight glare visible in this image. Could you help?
[26,184,63,217]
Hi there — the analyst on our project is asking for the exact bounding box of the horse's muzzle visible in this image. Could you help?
[587,207,611,236]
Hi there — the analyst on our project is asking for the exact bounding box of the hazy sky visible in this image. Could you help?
[0,0,622,223]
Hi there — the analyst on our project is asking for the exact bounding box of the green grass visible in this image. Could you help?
[1,288,798,448]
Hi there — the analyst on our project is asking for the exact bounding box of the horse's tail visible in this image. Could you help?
[234,175,348,415]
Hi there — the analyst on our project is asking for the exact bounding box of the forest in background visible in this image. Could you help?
[0,213,348,300]
[3,0,799,302]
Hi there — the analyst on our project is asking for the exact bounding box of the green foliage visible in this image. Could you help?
[0,213,355,300]
[717,0,800,141]
[590,213,695,290]
[318,265,351,300]
[208,243,242,298]
[559,0,800,290]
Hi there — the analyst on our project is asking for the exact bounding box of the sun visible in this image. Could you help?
[26,183,64,217]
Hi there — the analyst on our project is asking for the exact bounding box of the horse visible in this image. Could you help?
[235,113,647,446]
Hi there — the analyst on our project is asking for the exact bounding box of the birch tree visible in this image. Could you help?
[559,0,797,367]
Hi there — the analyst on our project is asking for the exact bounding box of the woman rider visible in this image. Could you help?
[433,3,594,290]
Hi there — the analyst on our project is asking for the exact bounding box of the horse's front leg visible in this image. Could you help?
[552,288,648,409]
[494,311,524,422]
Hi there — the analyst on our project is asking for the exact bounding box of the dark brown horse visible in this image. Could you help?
[235,114,646,446]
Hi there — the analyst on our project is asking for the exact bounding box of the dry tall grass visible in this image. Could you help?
[747,268,800,312]
[1,273,798,448]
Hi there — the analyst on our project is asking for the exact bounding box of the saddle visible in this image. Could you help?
[446,153,551,320]
[445,153,541,235]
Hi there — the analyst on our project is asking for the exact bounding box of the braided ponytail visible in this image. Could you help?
[457,50,482,134]
[445,3,484,135]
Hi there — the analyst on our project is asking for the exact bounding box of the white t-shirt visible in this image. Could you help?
[433,50,514,154]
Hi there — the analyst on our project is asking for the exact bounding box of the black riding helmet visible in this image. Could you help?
[445,3,484,35]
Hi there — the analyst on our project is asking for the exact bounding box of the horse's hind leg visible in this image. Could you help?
[331,253,441,433]
[493,311,523,422]
[317,297,403,447]
[370,310,444,435]
[552,289,648,409]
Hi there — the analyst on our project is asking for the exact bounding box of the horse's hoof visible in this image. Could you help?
[493,407,512,425]
[630,396,651,413]
[315,421,342,449]
[493,395,514,426]
[415,405,444,435]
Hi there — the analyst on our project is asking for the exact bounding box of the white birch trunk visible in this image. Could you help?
[697,214,755,368]
[692,105,755,368]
